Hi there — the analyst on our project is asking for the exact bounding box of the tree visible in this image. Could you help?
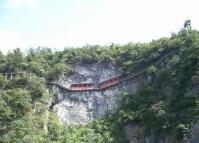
[1,88,32,120]
[183,19,191,30]
[6,48,24,72]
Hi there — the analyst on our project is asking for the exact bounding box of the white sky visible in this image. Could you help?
[0,0,199,53]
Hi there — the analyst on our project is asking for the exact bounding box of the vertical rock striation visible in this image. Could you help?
[51,62,149,125]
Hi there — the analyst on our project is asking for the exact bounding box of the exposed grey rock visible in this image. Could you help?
[123,122,199,143]
[51,62,149,125]
[58,62,119,88]
[123,124,145,143]
[189,121,199,143]
[50,61,199,142]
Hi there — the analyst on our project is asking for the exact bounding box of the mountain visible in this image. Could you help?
[0,21,199,143]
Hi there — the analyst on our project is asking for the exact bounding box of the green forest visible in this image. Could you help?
[0,21,199,142]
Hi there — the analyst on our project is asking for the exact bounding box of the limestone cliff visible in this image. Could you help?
[49,61,199,143]
[50,62,150,125]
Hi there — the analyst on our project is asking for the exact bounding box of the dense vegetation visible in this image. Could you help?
[0,21,199,142]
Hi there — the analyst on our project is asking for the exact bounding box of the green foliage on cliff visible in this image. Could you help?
[96,20,199,142]
[0,21,199,142]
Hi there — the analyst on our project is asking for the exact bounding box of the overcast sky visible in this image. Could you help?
[0,0,199,53]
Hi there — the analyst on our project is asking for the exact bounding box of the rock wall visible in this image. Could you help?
[49,61,199,142]
[51,62,150,125]
[123,121,199,143]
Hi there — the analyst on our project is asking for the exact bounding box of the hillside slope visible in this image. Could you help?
[0,22,199,143]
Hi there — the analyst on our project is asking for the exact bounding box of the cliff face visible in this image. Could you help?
[49,62,199,143]
[123,122,199,143]
[51,62,150,125]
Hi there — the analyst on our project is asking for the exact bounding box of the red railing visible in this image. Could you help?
[70,83,94,91]
[100,77,119,89]
[70,76,120,91]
